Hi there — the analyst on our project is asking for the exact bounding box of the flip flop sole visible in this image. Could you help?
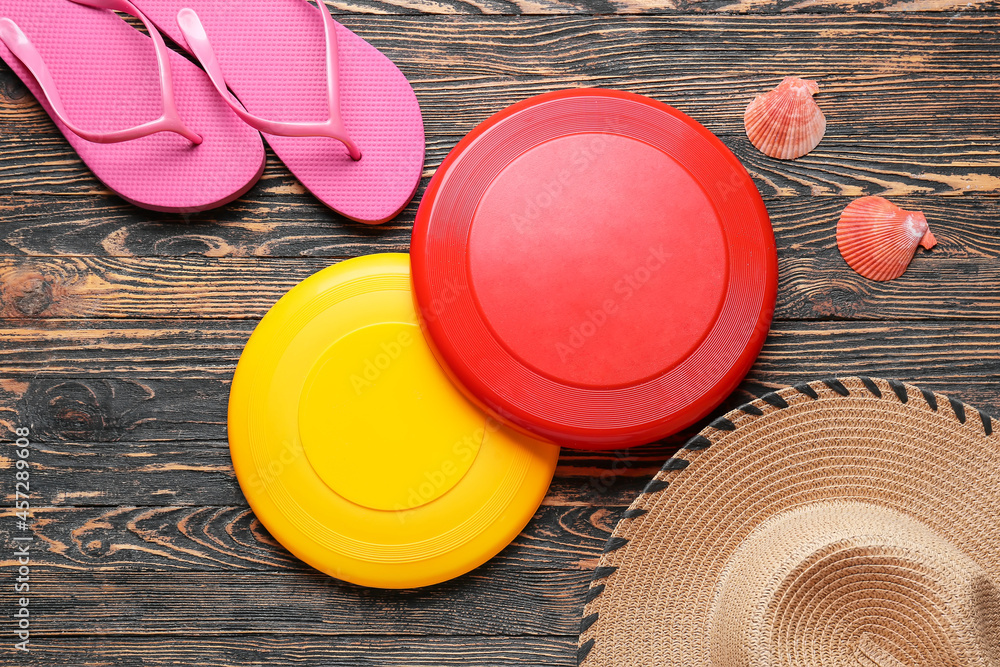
[134,0,425,224]
[0,0,266,213]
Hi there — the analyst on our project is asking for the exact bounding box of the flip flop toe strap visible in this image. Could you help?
[177,0,362,161]
[0,0,202,144]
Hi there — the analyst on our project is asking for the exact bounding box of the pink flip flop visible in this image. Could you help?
[132,0,425,224]
[0,0,265,213]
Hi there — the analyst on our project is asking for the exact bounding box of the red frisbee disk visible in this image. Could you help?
[411,89,776,450]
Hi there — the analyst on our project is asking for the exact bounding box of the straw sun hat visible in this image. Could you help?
[578,377,1000,667]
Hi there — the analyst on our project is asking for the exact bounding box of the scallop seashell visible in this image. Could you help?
[837,196,937,281]
[744,77,826,160]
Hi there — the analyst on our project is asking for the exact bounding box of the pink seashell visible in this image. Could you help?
[837,196,937,282]
[744,77,826,160]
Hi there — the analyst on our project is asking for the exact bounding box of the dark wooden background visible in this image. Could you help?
[1,1,999,664]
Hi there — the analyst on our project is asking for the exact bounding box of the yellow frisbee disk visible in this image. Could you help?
[228,253,559,588]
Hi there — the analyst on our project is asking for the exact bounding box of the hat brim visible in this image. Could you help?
[578,377,1000,666]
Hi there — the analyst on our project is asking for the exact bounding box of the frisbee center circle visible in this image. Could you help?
[467,132,728,388]
[298,322,484,511]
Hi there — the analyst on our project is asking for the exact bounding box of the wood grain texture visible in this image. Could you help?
[2,635,577,667]
[2,16,999,205]
[0,377,767,444]
[3,193,995,261]
[0,7,998,667]
[0,195,996,320]
[0,437,669,507]
[4,320,1000,397]
[0,192,413,258]
[319,0,1000,15]
[0,378,230,442]
[4,569,589,635]
[0,503,620,572]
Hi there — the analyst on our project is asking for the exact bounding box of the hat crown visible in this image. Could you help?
[710,501,1000,666]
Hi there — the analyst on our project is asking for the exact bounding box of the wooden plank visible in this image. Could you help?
[0,193,993,320]
[3,635,576,667]
[0,502,619,571]
[680,0,1000,12]
[0,441,246,506]
[2,568,589,636]
[1,16,999,200]
[0,374,766,444]
[0,319,254,378]
[0,0,991,24]
[0,192,412,258]
[4,320,1000,399]
[0,437,671,507]
[318,0,1000,15]
[0,249,987,321]
[0,256,332,319]
[105,0,1000,19]
[0,378,231,443]
[3,320,998,458]
[2,191,994,261]
[4,131,997,202]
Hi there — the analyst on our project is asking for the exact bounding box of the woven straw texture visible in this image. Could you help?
[578,377,1000,667]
